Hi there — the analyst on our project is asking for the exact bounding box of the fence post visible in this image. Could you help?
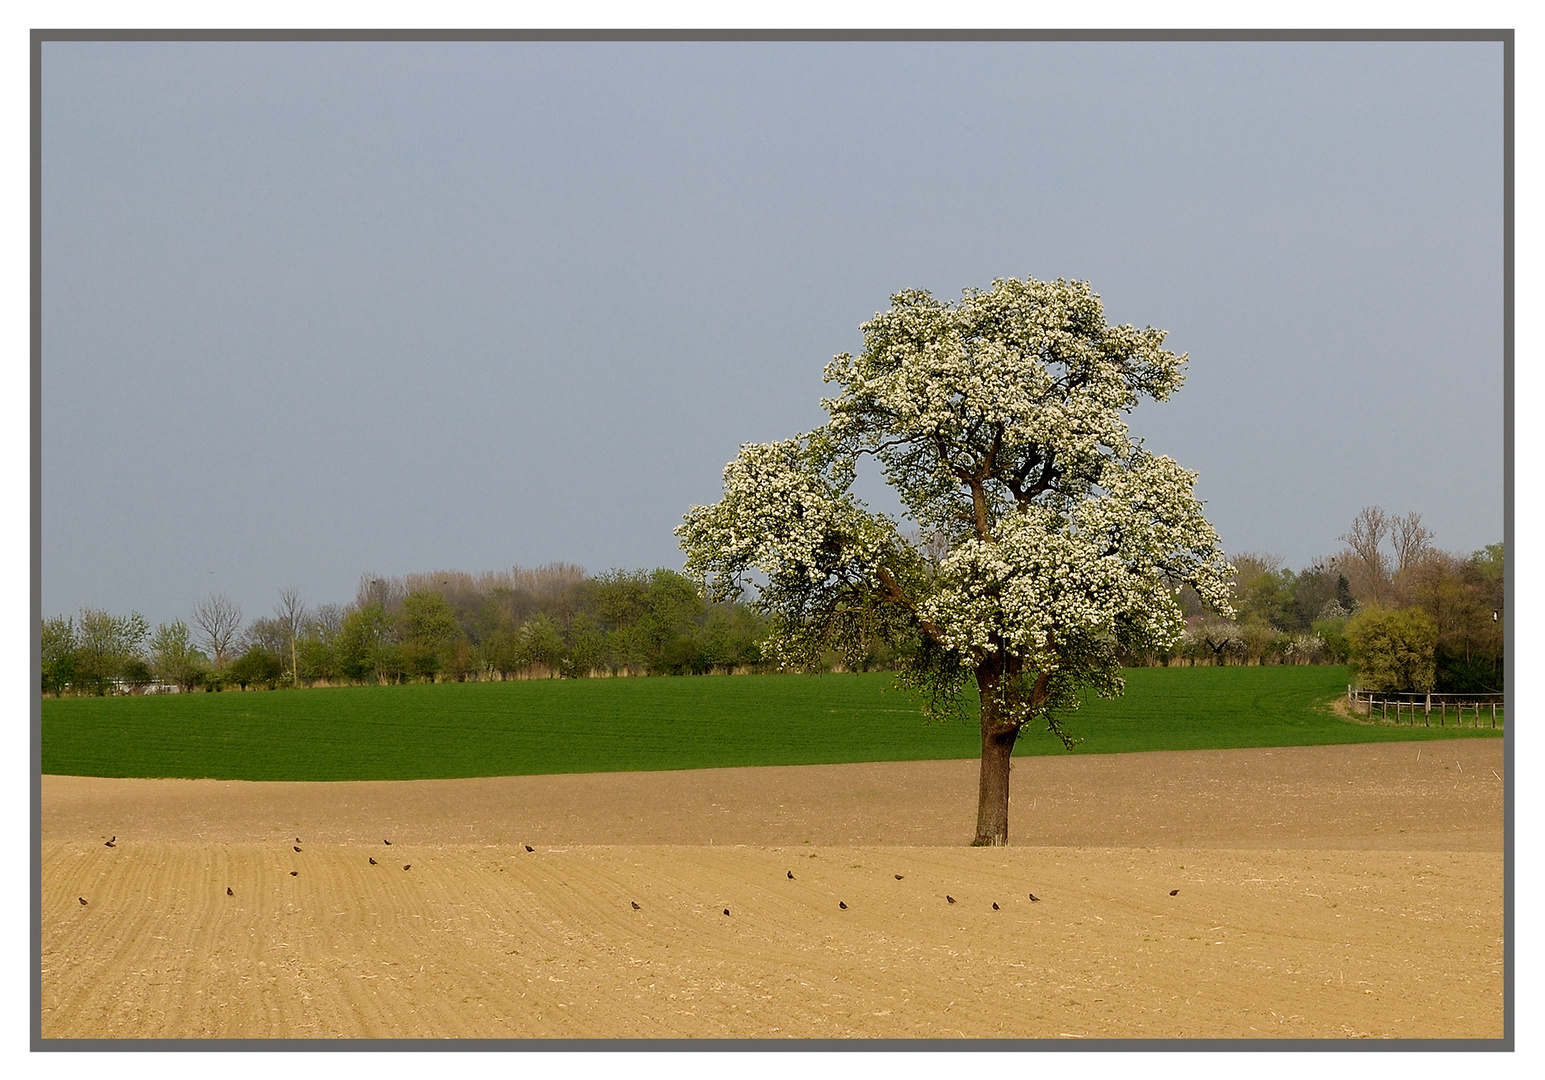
[1493,701,1497,728]
[1383,699,1388,722]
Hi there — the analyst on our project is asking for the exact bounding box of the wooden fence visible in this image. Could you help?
[1347,686,1504,728]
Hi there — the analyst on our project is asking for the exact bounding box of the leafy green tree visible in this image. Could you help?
[296,635,340,683]
[150,619,208,691]
[227,645,283,690]
[337,602,395,682]
[679,278,1233,845]
[515,613,567,674]
[399,589,461,681]
[1230,553,1295,630]
[564,610,610,676]
[73,609,150,695]
[41,616,78,695]
[697,603,768,671]
[1312,614,1352,664]
[469,598,521,678]
[636,569,712,674]
[1347,607,1437,693]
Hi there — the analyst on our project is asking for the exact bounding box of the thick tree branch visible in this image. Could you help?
[874,565,948,645]
[967,478,992,538]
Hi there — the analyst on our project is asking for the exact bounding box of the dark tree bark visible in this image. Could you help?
[974,719,1019,846]
[971,659,1052,845]
[973,659,1021,846]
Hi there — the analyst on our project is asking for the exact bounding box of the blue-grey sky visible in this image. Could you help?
[42,39,1504,628]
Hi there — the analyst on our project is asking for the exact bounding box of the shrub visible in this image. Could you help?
[1347,606,1437,693]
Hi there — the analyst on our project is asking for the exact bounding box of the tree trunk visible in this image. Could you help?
[973,662,1020,846]
[974,719,1019,845]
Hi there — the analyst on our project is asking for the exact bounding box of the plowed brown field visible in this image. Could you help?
[41,741,1505,1040]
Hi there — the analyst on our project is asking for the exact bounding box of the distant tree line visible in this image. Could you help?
[40,509,1503,698]
[1152,507,1502,695]
[41,565,773,696]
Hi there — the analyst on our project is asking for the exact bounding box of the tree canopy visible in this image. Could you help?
[679,277,1234,844]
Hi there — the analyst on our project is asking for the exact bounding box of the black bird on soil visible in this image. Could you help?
[1028,893,1040,902]
[525,845,534,852]
[290,871,298,876]
[227,887,233,896]
[723,908,730,916]
[992,902,1000,910]
[294,846,302,852]
[787,871,794,879]
[79,897,87,905]
[105,836,116,847]
[946,895,956,904]
[1169,889,1179,896]
[895,874,903,880]
[369,857,378,865]
[384,839,392,845]
[631,901,641,910]
[296,838,302,844]
[403,865,411,871]
[839,901,847,909]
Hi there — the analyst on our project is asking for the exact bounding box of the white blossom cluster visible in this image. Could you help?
[677,438,901,600]
[919,455,1232,672]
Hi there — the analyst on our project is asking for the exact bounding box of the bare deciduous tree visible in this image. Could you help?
[308,603,345,639]
[1391,511,1434,575]
[191,593,242,667]
[356,572,405,613]
[243,617,289,655]
[1339,506,1392,605]
[274,587,307,683]
[275,587,306,640]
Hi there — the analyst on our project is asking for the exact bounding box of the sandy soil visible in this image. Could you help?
[41,741,1505,1040]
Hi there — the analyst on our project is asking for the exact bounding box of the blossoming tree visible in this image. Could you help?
[678,278,1234,845]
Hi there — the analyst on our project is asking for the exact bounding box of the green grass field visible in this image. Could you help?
[40,665,1501,782]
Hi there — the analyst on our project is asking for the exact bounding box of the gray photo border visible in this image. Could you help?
[30,24,1514,1055]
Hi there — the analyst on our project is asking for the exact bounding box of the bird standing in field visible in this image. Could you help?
[894,874,903,880]
[294,846,302,853]
[79,897,87,905]
[946,895,956,904]
[1028,893,1040,902]
[104,836,115,847]
[227,887,233,897]
[992,902,1000,910]
[631,901,641,910]
[384,839,392,845]
[369,857,377,865]
[839,901,847,909]
[403,865,411,871]
[1169,889,1179,896]
[787,871,794,879]
[723,908,730,916]
[290,871,298,876]
[525,845,534,852]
